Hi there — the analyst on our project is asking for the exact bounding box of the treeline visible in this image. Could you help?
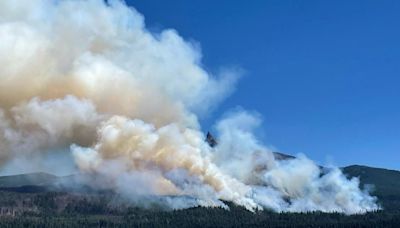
[0,210,399,228]
[0,190,399,227]
[0,200,399,227]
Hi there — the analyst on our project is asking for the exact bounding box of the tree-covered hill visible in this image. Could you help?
[342,165,400,211]
[0,160,398,227]
[0,172,57,188]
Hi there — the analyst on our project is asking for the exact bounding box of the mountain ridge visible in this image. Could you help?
[0,152,398,211]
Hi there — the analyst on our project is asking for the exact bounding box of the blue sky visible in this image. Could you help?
[127,0,400,170]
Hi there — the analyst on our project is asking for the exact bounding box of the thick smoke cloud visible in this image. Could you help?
[0,0,378,214]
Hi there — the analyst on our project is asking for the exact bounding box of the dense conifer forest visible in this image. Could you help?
[0,200,398,227]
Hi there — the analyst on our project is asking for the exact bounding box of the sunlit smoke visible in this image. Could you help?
[0,0,378,214]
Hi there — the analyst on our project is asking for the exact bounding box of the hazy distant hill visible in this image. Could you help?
[272,152,296,160]
[0,172,57,188]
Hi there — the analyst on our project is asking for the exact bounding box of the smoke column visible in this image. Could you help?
[0,0,378,214]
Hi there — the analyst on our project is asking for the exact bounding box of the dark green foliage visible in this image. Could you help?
[0,190,398,227]
[0,203,398,227]
[342,165,400,210]
[0,165,398,227]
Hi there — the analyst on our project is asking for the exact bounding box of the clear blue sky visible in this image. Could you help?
[127,0,400,170]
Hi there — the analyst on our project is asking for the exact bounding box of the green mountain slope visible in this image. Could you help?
[342,165,400,210]
[0,161,398,210]
[0,172,57,188]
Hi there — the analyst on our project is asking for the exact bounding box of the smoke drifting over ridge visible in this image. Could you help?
[0,0,378,214]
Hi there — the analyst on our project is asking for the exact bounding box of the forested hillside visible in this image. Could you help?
[0,164,398,227]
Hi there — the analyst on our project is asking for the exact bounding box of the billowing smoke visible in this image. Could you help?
[0,0,378,214]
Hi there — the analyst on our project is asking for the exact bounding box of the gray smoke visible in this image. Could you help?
[0,0,378,214]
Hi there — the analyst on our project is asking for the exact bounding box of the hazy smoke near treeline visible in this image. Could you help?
[0,0,378,214]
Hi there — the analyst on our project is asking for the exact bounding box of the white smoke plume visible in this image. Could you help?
[0,0,378,214]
